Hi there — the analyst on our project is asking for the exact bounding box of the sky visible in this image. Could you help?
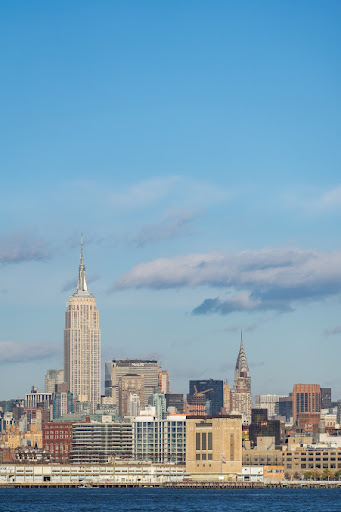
[1,1,341,401]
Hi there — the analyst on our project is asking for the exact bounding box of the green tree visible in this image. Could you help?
[304,471,313,480]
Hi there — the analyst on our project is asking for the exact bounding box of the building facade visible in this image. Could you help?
[231,334,252,424]
[186,415,242,480]
[132,413,186,464]
[42,422,73,461]
[44,369,64,394]
[188,379,223,416]
[64,237,101,413]
[254,395,286,419]
[70,420,133,464]
[292,384,321,424]
[106,359,160,407]
[118,374,144,417]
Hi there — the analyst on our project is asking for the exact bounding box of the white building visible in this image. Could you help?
[64,237,101,413]
[254,394,286,419]
[44,369,64,394]
[132,411,186,464]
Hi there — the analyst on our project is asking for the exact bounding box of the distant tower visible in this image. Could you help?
[231,331,252,424]
[64,236,101,413]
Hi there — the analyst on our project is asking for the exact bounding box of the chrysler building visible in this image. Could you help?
[64,236,101,413]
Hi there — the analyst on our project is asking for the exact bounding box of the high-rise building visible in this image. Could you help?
[321,388,332,409]
[148,392,167,419]
[106,359,160,407]
[188,379,224,416]
[254,394,286,418]
[127,394,141,417]
[165,393,184,414]
[45,369,64,394]
[278,396,293,422]
[64,237,101,413]
[249,408,281,447]
[118,374,144,417]
[158,370,170,393]
[132,412,186,464]
[231,333,252,424]
[292,384,321,424]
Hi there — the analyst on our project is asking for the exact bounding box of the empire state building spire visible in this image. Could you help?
[74,234,92,297]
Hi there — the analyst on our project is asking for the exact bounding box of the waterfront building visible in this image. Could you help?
[106,359,160,407]
[42,422,73,461]
[70,420,133,464]
[64,237,101,413]
[0,462,184,485]
[132,411,186,464]
[44,369,64,394]
[186,415,242,480]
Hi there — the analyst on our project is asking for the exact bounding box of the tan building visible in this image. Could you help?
[292,384,321,424]
[186,415,242,481]
[119,374,144,417]
[223,383,231,413]
[64,237,101,413]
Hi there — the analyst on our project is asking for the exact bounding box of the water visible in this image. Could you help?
[0,488,340,512]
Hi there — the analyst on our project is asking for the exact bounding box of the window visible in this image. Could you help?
[208,433,212,450]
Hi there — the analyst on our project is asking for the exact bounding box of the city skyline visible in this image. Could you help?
[1,1,341,399]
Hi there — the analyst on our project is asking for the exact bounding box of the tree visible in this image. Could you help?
[304,471,313,480]
[322,469,331,481]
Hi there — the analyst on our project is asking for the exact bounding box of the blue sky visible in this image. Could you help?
[1,1,341,400]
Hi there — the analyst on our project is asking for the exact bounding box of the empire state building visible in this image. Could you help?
[64,237,101,413]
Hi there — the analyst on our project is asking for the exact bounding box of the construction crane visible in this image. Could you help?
[193,385,213,397]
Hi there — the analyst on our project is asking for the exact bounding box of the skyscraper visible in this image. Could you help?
[231,332,252,424]
[64,236,101,413]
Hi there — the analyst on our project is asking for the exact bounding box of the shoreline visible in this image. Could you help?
[1,481,341,489]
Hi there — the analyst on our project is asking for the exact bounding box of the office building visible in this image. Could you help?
[292,384,321,424]
[106,359,160,407]
[321,388,332,409]
[118,374,144,417]
[43,422,73,462]
[127,394,141,417]
[249,409,281,447]
[165,393,184,414]
[158,371,170,394]
[231,333,252,424]
[24,387,53,412]
[188,379,223,416]
[53,392,74,419]
[44,369,64,394]
[254,395,286,419]
[64,237,101,413]
[148,392,166,420]
[278,396,293,422]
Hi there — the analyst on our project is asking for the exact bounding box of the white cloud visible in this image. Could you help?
[0,341,59,364]
[113,247,341,314]
[0,231,50,264]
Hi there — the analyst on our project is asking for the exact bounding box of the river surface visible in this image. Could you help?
[0,487,341,512]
